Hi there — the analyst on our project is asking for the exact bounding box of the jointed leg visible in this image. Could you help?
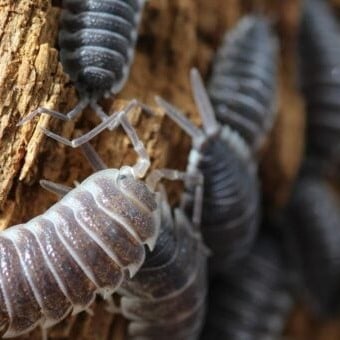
[17,98,89,126]
[80,142,108,171]
[39,99,155,149]
[146,168,204,229]
[39,180,72,197]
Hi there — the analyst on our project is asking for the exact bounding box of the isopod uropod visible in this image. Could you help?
[207,15,279,153]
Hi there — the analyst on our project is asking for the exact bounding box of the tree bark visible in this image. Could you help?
[0,0,337,339]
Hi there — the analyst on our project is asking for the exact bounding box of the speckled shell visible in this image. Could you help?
[207,15,279,153]
[59,0,144,98]
[119,200,207,340]
[184,130,260,271]
[286,175,340,316]
[201,233,294,340]
[299,0,340,175]
[0,169,159,338]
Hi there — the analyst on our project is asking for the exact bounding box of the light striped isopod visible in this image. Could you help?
[0,109,173,338]
[18,0,147,142]
[299,0,340,176]
[285,174,340,316]
[119,190,208,340]
[200,231,294,340]
[155,69,260,272]
[207,15,279,153]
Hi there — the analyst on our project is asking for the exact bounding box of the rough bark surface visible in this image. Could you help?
[0,0,337,339]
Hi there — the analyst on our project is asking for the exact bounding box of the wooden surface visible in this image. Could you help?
[0,0,338,339]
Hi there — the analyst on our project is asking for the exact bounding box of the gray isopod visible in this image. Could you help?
[207,15,279,153]
[0,108,191,338]
[155,69,260,272]
[118,188,208,340]
[285,174,340,317]
[18,0,148,145]
[299,0,340,176]
[200,232,294,340]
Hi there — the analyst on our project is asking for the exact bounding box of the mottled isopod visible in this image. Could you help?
[207,15,279,153]
[200,231,294,340]
[155,68,260,272]
[118,189,208,340]
[285,174,340,316]
[18,0,148,145]
[0,108,192,338]
[299,0,340,176]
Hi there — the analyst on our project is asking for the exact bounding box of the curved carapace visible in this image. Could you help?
[201,232,294,339]
[119,199,207,340]
[207,15,279,153]
[0,169,159,338]
[59,0,145,99]
[299,0,340,175]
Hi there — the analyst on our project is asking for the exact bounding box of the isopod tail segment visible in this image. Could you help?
[156,68,251,161]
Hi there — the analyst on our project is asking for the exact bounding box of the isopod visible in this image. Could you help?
[155,68,260,271]
[207,15,279,153]
[200,231,294,340]
[118,187,208,340]
[18,0,148,145]
[285,174,340,316]
[299,0,340,175]
[0,108,190,338]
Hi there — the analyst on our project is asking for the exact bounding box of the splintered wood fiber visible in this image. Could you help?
[0,0,338,339]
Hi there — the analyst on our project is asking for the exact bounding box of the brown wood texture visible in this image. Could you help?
[0,0,337,339]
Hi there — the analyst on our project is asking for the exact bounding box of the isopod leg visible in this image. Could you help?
[39,99,155,150]
[17,98,89,126]
[119,112,150,178]
[155,96,205,149]
[105,296,122,315]
[41,327,48,340]
[80,143,108,171]
[39,179,72,197]
[146,169,203,228]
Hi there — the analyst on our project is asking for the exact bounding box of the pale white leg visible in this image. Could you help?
[39,179,72,197]
[155,96,205,149]
[40,99,155,149]
[105,296,122,315]
[146,168,203,229]
[80,142,108,171]
[119,113,150,178]
[17,98,89,126]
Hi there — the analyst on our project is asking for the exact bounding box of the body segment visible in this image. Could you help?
[0,169,159,338]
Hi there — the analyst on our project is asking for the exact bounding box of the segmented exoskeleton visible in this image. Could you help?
[0,107,200,338]
[156,69,260,272]
[299,0,340,175]
[285,174,340,316]
[207,15,279,153]
[18,0,148,147]
[200,232,294,340]
[119,190,207,340]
